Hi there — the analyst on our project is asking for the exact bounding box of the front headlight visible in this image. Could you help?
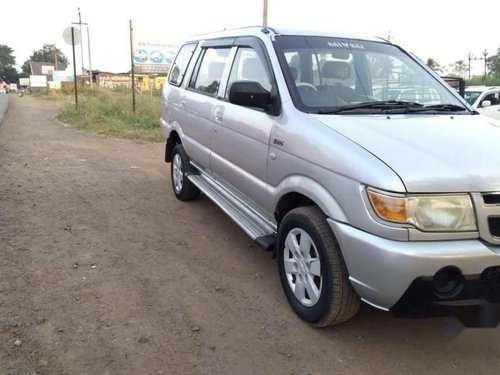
[367,189,477,232]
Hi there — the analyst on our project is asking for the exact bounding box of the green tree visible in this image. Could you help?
[487,47,500,77]
[0,44,18,83]
[448,60,468,78]
[425,58,443,74]
[21,44,69,76]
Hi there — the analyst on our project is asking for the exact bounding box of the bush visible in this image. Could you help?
[466,74,500,86]
[56,87,162,142]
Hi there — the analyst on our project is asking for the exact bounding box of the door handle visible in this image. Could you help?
[180,100,186,107]
[215,111,223,122]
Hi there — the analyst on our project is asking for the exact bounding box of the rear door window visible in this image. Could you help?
[190,47,231,96]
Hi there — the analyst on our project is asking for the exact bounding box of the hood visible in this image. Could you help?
[311,114,500,193]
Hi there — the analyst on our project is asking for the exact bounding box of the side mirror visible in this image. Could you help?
[228,81,271,111]
[482,100,491,108]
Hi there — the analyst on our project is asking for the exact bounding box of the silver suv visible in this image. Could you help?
[161,27,500,327]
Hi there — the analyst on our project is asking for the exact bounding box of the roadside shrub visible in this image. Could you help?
[56,87,162,142]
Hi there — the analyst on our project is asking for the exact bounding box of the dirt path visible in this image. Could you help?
[0,95,499,375]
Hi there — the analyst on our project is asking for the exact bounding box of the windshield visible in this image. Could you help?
[274,36,466,114]
[464,91,481,105]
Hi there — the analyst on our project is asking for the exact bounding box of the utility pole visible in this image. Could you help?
[467,51,473,79]
[71,27,78,109]
[78,8,84,75]
[129,20,136,113]
[86,26,93,88]
[483,49,488,78]
[467,50,489,80]
[72,8,93,88]
[262,0,268,26]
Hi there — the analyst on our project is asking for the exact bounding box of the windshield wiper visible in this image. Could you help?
[318,102,472,115]
[318,101,424,114]
[404,104,469,113]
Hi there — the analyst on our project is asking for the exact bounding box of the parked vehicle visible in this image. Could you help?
[161,27,500,327]
[464,86,500,121]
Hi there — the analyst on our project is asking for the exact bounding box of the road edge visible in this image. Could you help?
[0,94,8,124]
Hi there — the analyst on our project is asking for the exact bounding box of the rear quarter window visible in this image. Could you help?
[168,43,197,87]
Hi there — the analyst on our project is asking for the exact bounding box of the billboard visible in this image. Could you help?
[29,75,47,88]
[52,71,75,82]
[133,41,177,74]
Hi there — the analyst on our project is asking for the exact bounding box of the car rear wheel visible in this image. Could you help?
[277,206,360,327]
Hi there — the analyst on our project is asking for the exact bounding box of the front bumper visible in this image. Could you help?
[392,271,500,327]
[328,219,500,313]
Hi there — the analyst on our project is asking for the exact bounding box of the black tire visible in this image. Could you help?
[277,206,360,327]
[170,144,200,201]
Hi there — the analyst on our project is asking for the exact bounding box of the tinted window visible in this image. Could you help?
[226,47,272,97]
[464,91,481,105]
[191,47,231,96]
[168,43,197,86]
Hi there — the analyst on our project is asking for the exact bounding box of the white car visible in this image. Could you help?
[464,86,500,120]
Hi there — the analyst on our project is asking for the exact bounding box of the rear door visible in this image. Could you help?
[179,41,233,171]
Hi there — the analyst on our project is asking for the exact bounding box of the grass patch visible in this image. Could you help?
[53,87,162,142]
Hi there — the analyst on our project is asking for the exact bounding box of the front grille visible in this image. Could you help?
[479,267,500,303]
[472,193,500,245]
[483,194,500,205]
[489,217,500,238]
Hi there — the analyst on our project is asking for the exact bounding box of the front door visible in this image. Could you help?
[210,43,277,219]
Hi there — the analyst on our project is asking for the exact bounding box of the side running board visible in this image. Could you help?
[188,174,276,251]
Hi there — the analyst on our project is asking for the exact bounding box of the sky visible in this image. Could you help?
[1,0,499,76]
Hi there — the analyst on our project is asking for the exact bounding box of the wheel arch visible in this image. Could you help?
[165,129,182,163]
[273,177,348,227]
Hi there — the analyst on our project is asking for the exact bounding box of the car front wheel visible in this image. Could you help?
[277,206,360,327]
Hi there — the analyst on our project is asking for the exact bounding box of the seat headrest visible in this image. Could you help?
[322,61,351,80]
[241,58,266,81]
[208,62,225,79]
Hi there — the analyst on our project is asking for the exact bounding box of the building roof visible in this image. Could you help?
[29,61,68,75]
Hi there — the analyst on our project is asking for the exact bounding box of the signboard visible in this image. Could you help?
[48,81,62,90]
[41,65,54,75]
[29,75,47,88]
[52,71,74,82]
[133,41,177,74]
[19,78,30,86]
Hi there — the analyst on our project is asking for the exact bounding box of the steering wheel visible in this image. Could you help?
[296,82,317,91]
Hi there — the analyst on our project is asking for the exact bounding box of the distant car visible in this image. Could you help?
[464,86,500,121]
[464,86,500,109]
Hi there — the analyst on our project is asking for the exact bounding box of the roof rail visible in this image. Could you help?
[261,26,277,35]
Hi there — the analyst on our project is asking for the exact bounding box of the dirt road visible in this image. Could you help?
[1,96,499,375]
